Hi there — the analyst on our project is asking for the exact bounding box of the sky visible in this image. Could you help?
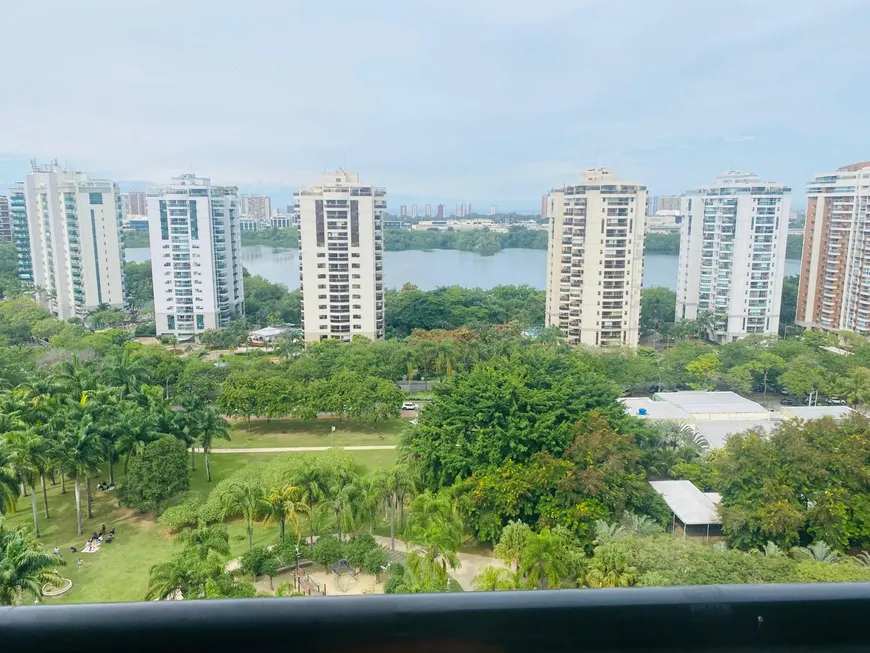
[1,0,869,211]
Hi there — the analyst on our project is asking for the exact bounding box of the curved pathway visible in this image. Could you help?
[208,445,397,454]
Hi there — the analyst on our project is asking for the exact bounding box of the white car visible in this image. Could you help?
[401,402,418,411]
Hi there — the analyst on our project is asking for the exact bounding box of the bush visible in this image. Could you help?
[345,533,378,569]
[312,535,344,571]
[158,498,202,533]
[240,546,280,580]
[362,547,389,577]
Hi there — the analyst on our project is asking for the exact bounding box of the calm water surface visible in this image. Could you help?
[125,246,800,291]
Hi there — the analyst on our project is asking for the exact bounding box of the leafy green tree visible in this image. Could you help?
[519,528,571,589]
[362,546,389,580]
[0,521,64,605]
[472,566,519,591]
[405,491,462,584]
[312,535,344,571]
[178,524,231,558]
[747,352,786,396]
[121,436,189,516]
[493,520,533,571]
[686,353,720,390]
[345,533,379,569]
[640,287,676,337]
[778,354,827,401]
[240,546,280,584]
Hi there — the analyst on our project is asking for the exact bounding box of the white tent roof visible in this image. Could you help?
[781,405,855,421]
[649,480,721,525]
[654,391,767,416]
[249,326,287,338]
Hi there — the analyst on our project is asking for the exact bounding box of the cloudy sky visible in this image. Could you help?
[1,0,868,210]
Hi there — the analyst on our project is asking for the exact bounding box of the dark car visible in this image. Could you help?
[780,398,797,406]
[648,384,662,393]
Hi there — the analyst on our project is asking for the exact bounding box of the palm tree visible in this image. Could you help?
[0,520,64,605]
[51,355,95,398]
[329,475,358,542]
[386,464,412,551]
[585,549,638,588]
[178,524,231,558]
[2,429,43,538]
[359,471,388,534]
[263,485,308,543]
[192,407,230,483]
[405,491,462,584]
[472,565,519,591]
[854,551,870,567]
[100,349,150,398]
[218,482,265,549]
[519,528,569,590]
[433,340,457,378]
[296,461,325,545]
[0,450,18,514]
[792,541,841,563]
[619,511,663,537]
[59,403,103,536]
[145,552,204,601]
[761,541,785,557]
[592,519,625,545]
[493,520,532,571]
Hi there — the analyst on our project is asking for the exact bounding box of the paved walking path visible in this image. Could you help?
[208,445,398,454]
[372,535,506,590]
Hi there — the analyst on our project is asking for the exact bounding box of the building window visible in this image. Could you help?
[352,274,360,279]
[196,315,204,330]
[352,253,360,258]
[352,284,360,289]
[353,304,361,309]
[167,315,176,329]
[352,294,361,299]
[317,263,326,268]
[159,200,169,240]
[315,200,325,246]
[352,263,360,268]
[350,200,360,246]
[318,294,327,299]
[317,274,326,279]
[89,192,103,205]
[353,324,361,330]
[189,200,198,239]
[319,304,327,309]
[317,253,326,258]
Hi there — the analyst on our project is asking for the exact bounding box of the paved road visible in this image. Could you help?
[208,445,398,454]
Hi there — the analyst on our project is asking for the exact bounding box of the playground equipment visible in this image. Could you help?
[331,559,358,593]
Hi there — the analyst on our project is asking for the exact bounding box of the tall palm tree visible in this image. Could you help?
[192,407,230,483]
[0,450,18,514]
[2,429,43,537]
[263,485,308,543]
[51,355,95,398]
[0,520,64,605]
[329,475,358,542]
[59,401,103,536]
[405,491,462,584]
[386,464,412,550]
[100,349,150,399]
[585,549,638,588]
[178,524,231,558]
[296,461,325,545]
[519,528,569,590]
[360,471,388,534]
[218,482,265,549]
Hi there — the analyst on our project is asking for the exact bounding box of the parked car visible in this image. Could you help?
[401,402,418,411]
[647,384,662,393]
[780,398,798,406]
[826,397,847,405]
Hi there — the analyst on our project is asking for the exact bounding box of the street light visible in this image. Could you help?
[421,376,426,391]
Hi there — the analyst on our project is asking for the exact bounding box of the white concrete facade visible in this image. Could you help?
[798,162,870,334]
[545,167,646,347]
[296,170,385,343]
[240,194,271,224]
[12,164,125,320]
[678,171,791,344]
[147,174,244,338]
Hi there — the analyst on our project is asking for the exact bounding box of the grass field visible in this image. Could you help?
[5,448,397,605]
[225,417,408,448]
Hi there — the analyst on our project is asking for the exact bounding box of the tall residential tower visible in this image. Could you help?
[677,171,790,343]
[296,170,385,342]
[545,167,646,347]
[12,163,125,320]
[798,162,870,334]
[147,174,244,338]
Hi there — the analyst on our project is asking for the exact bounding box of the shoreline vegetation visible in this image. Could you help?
[123,228,804,260]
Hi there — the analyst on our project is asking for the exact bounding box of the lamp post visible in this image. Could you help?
[421,376,426,391]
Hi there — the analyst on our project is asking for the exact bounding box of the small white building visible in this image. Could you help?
[779,405,855,421]
[649,480,723,542]
[248,326,288,346]
[653,391,770,421]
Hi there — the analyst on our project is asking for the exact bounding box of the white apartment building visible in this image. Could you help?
[678,171,790,343]
[0,195,10,242]
[147,174,244,338]
[545,167,646,347]
[798,162,870,334]
[296,170,385,342]
[11,163,125,320]
[240,194,271,225]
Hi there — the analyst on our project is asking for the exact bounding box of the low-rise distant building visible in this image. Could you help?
[239,218,259,231]
[270,214,295,229]
[249,325,288,346]
[645,210,682,233]
[412,218,509,233]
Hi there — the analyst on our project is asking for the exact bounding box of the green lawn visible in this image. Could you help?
[6,448,397,605]
[225,418,408,448]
